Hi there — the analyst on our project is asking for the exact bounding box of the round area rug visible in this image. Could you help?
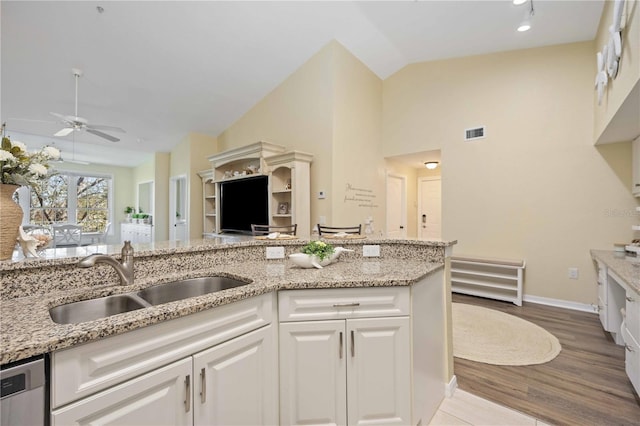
[452,303,562,366]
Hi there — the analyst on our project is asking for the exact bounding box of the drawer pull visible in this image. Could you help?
[351,330,355,357]
[625,296,635,302]
[625,345,634,352]
[184,375,191,413]
[339,332,343,359]
[200,368,206,404]
[333,303,361,308]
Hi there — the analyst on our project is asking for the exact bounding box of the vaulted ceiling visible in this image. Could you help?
[1,1,604,166]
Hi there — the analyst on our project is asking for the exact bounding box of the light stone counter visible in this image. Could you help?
[1,238,454,365]
[591,250,640,294]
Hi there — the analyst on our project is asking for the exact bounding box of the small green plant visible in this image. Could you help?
[301,240,334,261]
[124,206,134,214]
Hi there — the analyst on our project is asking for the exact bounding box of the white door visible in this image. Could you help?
[170,176,188,241]
[194,325,277,426]
[386,174,406,239]
[52,358,192,426]
[418,177,441,240]
[346,317,411,426]
[279,320,347,426]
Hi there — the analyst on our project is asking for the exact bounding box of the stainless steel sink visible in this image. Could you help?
[50,294,150,324]
[137,276,249,305]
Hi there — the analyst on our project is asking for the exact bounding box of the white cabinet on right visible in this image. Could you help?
[633,136,640,197]
[278,286,422,426]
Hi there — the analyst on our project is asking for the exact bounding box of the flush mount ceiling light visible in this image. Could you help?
[424,161,439,170]
[516,0,535,32]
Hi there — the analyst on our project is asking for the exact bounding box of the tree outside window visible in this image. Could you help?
[29,173,111,232]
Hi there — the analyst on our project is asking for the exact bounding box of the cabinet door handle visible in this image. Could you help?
[184,375,191,413]
[626,296,636,302]
[625,344,634,352]
[333,303,360,308]
[339,332,343,359]
[200,368,206,404]
[350,330,355,357]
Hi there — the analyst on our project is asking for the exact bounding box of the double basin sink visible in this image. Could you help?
[49,276,250,325]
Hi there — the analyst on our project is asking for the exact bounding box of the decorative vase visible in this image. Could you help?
[0,184,23,261]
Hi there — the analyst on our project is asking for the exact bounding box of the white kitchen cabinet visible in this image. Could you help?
[194,325,277,425]
[51,294,275,425]
[632,136,640,197]
[278,288,411,426]
[621,280,640,394]
[52,358,193,426]
[121,222,153,244]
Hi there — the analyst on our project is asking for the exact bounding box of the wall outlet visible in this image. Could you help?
[568,267,579,279]
[363,245,380,257]
[266,246,285,259]
[319,215,326,225]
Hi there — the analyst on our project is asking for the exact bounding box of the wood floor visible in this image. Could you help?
[453,293,640,426]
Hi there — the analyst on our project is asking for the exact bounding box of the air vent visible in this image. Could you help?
[465,126,486,141]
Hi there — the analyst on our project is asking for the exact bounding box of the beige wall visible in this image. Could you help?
[170,132,218,239]
[218,42,335,235]
[594,0,640,142]
[332,43,385,231]
[153,152,170,242]
[383,42,639,305]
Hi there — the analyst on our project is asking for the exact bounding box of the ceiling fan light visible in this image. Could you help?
[517,20,531,32]
[424,161,439,170]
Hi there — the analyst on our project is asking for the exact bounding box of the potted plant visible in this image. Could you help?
[124,206,134,222]
[289,241,353,269]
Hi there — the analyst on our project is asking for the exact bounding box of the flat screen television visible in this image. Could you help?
[219,174,269,234]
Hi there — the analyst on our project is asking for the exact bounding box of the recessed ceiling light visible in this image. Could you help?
[513,0,527,5]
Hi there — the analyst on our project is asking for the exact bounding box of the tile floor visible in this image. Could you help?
[429,389,551,426]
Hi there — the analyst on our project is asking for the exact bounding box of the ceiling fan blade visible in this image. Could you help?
[54,127,74,137]
[87,124,126,133]
[49,112,69,121]
[86,128,120,142]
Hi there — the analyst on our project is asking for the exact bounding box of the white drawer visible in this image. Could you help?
[52,293,273,408]
[625,289,640,341]
[278,287,410,322]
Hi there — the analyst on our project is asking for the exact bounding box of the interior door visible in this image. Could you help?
[386,174,406,239]
[418,177,441,240]
[170,176,188,241]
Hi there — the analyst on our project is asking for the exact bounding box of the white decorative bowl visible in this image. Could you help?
[289,247,354,269]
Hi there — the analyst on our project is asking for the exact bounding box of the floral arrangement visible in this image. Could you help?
[301,240,335,261]
[1,135,59,186]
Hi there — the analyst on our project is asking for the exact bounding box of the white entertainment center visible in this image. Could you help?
[198,142,312,238]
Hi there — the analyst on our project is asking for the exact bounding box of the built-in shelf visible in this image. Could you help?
[451,256,526,306]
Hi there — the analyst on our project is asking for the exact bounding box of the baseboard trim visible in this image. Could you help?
[445,374,458,397]
[523,294,597,313]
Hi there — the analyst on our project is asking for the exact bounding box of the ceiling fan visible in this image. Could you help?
[50,68,125,142]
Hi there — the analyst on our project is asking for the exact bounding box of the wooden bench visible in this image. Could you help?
[451,255,526,306]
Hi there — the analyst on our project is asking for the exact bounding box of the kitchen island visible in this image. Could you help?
[1,238,456,425]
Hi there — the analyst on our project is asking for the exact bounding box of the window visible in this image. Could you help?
[27,172,112,232]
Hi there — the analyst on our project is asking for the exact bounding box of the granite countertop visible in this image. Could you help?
[591,249,640,293]
[0,257,443,365]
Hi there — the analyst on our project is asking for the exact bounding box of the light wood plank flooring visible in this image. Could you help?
[453,294,640,426]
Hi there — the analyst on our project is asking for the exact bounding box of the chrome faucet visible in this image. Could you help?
[78,241,135,285]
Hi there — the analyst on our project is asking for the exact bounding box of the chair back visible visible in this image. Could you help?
[52,224,83,247]
[97,222,111,244]
[317,224,362,235]
[251,224,297,236]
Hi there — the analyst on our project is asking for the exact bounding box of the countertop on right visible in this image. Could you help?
[591,250,640,293]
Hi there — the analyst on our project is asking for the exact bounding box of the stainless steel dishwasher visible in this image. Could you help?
[1,356,46,426]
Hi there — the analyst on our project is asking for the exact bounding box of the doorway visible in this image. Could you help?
[386,173,407,239]
[170,175,188,241]
[418,177,441,240]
